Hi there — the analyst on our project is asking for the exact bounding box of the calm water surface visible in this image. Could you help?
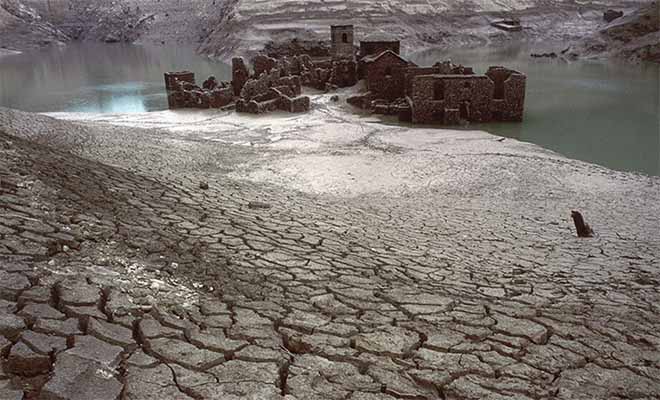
[0,44,231,113]
[0,43,657,175]
[408,46,659,176]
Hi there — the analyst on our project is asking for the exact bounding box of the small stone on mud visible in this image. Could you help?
[199,182,209,190]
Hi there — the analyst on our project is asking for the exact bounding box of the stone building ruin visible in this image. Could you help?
[401,66,526,124]
[164,71,234,109]
[164,57,312,114]
[164,24,526,124]
[331,25,355,59]
[348,32,526,125]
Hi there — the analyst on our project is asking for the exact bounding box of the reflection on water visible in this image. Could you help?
[0,43,231,113]
[406,45,660,176]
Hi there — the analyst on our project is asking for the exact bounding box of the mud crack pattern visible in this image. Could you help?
[0,107,659,399]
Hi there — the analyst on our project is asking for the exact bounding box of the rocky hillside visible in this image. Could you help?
[1,0,230,50]
[568,2,659,63]
[198,0,652,59]
[0,0,68,51]
[1,0,655,62]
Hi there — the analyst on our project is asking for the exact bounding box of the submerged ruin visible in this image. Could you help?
[164,25,526,124]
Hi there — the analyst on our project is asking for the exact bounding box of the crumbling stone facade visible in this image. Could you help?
[236,86,310,114]
[231,57,250,96]
[363,50,413,101]
[485,66,526,122]
[165,56,312,114]
[328,59,358,88]
[253,54,279,76]
[163,24,525,124]
[408,67,526,124]
[403,62,475,96]
[164,71,234,110]
[164,71,194,108]
[410,75,495,124]
[235,65,310,114]
[331,25,355,59]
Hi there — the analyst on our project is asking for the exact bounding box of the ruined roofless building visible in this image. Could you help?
[408,67,526,124]
[331,25,355,59]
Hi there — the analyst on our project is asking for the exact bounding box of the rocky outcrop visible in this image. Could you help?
[197,0,650,60]
[0,0,69,51]
[568,2,660,63]
[604,9,624,23]
[17,0,229,45]
[1,0,653,64]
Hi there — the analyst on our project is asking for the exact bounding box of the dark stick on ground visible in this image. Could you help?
[572,210,594,238]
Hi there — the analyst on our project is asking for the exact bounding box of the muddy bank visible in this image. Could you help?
[2,102,659,399]
[40,91,660,228]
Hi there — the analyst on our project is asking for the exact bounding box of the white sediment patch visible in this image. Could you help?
[46,90,579,199]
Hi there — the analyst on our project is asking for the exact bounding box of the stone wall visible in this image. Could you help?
[253,55,279,76]
[232,57,250,96]
[331,25,355,59]
[402,62,475,97]
[329,59,358,88]
[164,71,233,110]
[408,68,526,125]
[402,67,438,97]
[240,69,282,101]
[410,75,444,124]
[486,67,526,122]
[410,75,495,124]
[236,87,310,114]
[235,66,309,114]
[164,71,194,91]
[364,51,410,101]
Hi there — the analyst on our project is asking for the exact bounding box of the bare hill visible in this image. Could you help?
[1,0,655,62]
[198,0,651,59]
[568,2,659,63]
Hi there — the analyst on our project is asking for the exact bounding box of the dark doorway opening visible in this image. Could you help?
[460,101,470,120]
[342,33,348,43]
[433,81,444,100]
[432,109,445,123]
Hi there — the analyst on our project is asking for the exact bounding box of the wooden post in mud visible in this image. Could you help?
[571,211,594,238]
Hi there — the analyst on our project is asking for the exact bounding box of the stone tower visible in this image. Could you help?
[331,25,355,59]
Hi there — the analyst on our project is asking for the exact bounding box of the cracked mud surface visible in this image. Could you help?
[0,101,659,399]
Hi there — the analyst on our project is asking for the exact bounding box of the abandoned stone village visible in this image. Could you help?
[164,25,526,125]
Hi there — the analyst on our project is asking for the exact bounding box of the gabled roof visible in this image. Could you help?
[361,50,411,65]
